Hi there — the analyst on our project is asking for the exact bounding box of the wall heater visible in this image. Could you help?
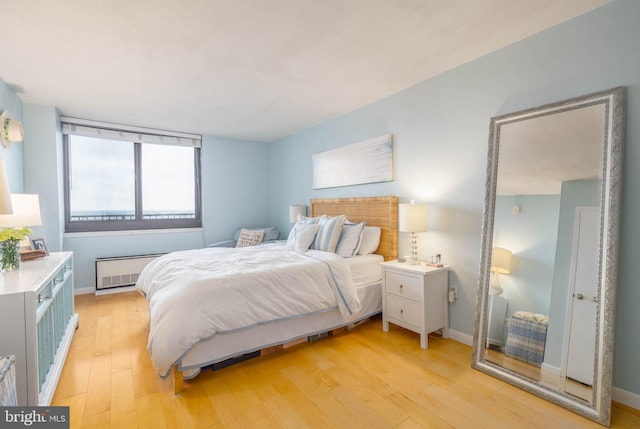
[95,254,164,290]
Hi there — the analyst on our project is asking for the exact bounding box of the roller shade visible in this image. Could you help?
[61,117,201,148]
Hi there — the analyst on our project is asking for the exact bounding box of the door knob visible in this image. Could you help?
[576,293,584,300]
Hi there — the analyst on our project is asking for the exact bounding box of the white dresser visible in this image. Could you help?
[380,260,449,349]
[0,252,77,405]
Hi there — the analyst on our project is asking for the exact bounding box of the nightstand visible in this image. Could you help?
[380,260,450,349]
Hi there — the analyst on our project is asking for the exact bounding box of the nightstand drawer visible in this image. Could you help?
[385,295,421,327]
[384,271,421,301]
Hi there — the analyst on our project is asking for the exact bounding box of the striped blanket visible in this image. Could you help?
[504,311,548,367]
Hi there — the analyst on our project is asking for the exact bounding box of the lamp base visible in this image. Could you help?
[489,271,503,295]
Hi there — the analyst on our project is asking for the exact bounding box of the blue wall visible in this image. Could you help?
[494,194,560,318]
[269,0,640,396]
[0,77,24,193]
[545,179,601,367]
[18,110,272,291]
[61,134,272,290]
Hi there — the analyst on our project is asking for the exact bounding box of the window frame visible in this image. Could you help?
[63,124,202,233]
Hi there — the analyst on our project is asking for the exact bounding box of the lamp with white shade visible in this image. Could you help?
[490,247,512,295]
[0,194,42,249]
[0,194,42,270]
[289,205,306,223]
[398,200,427,265]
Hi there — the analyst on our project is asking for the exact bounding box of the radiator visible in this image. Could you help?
[95,254,164,290]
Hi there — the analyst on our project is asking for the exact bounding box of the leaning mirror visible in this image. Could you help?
[472,87,625,426]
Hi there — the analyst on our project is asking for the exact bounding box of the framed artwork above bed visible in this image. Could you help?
[312,134,393,189]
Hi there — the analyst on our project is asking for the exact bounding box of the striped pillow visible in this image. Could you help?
[310,215,347,253]
[335,221,366,257]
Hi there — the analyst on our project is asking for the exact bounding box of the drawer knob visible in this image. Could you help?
[400,309,404,315]
[399,284,403,290]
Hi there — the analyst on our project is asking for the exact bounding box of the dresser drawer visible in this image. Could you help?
[384,271,422,301]
[385,294,421,328]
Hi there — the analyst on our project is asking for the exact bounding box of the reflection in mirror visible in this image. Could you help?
[472,87,625,426]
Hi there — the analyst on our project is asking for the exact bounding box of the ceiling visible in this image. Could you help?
[0,0,611,142]
[496,103,605,196]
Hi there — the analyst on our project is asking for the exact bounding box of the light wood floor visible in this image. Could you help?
[52,292,640,428]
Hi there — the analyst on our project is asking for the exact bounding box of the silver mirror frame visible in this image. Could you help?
[471,87,625,426]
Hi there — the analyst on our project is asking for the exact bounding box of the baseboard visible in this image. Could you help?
[613,386,640,411]
[74,287,95,295]
[447,328,473,346]
[449,328,640,412]
[540,362,561,376]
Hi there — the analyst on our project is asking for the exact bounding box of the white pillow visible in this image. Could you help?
[357,226,381,255]
[310,215,347,253]
[235,228,264,247]
[335,222,366,257]
[286,223,322,253]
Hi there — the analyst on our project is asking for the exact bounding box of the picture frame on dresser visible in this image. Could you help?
[29,238,48,255]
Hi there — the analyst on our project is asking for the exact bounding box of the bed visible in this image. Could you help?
[136,196,398,392]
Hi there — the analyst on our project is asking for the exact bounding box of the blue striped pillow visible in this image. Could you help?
[310,215,347,253]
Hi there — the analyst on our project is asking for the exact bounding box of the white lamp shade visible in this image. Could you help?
[0,159,13,214]
[491,247,512,274]
[398,202,427,232]
[289,205,306,223]
[0,194,42,227]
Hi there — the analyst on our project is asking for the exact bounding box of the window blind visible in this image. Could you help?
[60,116,201,148]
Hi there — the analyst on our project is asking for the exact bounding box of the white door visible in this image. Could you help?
[565,207,599,386]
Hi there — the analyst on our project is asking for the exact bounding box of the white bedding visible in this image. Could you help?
[136,243,363,378]
[347,254,383,285]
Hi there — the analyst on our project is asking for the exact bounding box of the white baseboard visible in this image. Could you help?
[540,362,562,376]
[74,287,95,295]
[613,386,640,410]
[445,331,639,411]
[448,328,473,346]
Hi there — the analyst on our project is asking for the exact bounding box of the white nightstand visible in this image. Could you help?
[380,260,450,349]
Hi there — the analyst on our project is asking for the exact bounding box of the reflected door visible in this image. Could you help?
[565,207,599,386]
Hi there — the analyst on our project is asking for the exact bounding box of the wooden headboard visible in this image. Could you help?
[310,196,398,261]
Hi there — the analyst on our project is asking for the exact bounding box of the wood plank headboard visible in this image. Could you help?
[310,196,398,261]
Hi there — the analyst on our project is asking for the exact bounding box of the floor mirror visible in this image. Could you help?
[471,87,625,426]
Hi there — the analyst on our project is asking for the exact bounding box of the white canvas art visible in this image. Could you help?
[312,134,393,189]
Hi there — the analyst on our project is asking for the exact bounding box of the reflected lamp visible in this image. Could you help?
[490,247,512,295]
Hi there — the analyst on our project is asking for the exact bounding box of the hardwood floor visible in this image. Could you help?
[52,291,640,428]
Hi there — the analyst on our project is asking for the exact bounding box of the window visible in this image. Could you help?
[63,119,201,232]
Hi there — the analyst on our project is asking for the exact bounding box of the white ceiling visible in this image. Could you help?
[496,103,605,196]
[0,0,611,142]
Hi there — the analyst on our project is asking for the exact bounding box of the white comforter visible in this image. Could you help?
[136,243,361,378]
